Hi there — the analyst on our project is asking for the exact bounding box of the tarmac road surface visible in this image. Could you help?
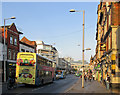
[2,74,79,94]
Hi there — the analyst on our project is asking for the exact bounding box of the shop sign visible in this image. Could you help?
[9,63,16,66]
[100,43,106,51]
[111,64,115,70]
[97,64,100,68]
[111,54,116,60]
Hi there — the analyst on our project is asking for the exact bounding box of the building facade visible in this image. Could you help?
[64,57,74,73]
[36,41,58,68]
[19,37,36,53]
[1,23,22,82]
[95,2,120,88]
[71,60,89,72]
[20,36,36,53]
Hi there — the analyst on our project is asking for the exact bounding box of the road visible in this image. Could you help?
[2,74,79,94]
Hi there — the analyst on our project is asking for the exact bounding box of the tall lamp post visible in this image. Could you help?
[3,16,16,82]
[69,9,85,88]
[70,9,90,88]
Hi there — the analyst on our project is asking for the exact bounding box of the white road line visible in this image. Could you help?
[32,87,42,91]
[16,93,23,95]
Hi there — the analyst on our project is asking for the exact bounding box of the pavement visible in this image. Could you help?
[0,82,8,95]
[1,76,120,95]
[64,77,120,94]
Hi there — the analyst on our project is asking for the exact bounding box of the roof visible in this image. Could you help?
[1,23,23,34]
[20,36,36,47]
[52,47,57,51]
[19,41,34,48]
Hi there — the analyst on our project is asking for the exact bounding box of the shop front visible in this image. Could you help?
[6,60,16,81]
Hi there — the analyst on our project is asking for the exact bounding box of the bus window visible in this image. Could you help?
[47,61,49,66]
[40,71,43,77]
[45,60,47,66]
[50,61,52,67]
[49,71,52,76]
[44,71,46,76]
[42,59,45,65]
[40,59,43,65]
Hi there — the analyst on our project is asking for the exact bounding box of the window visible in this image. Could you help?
[118,54,120,68]
[108,34,111,50]
[8,49,11,59]
[14,37,17,45]
[26,50,29,52]
[72,66,74,68]
[21,49,25,52]
[13,50,16,60]
[40,71,44,77]
[10,36,13,44]
[110,32,112,49]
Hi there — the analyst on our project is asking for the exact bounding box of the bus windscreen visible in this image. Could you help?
[17,54,35,66]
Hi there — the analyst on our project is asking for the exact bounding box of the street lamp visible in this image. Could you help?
[70,9,85,88]
[85,48,91,51]
[3,16,16,82]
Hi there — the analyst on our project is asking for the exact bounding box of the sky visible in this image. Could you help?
[1,1,100,62]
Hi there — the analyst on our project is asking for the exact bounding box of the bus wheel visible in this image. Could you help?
[25,84,29,87]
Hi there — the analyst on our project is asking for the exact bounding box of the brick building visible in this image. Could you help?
[95,2,120,88]
[0,23,22,82]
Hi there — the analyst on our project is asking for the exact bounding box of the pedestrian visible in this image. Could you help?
[89,74,92,82]
[84,74,87,82]
[93,74,95,80]
[106,74,110,89]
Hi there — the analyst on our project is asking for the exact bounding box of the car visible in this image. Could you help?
[75,72,82,77]
[56,70,66,79]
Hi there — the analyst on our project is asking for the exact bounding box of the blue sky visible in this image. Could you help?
[2,2,99,62]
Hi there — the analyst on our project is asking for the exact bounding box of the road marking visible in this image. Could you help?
[32,87,42,92]
[16,93,23,95]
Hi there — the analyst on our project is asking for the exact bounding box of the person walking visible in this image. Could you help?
[84,74,87,82]
[93,73,95,80]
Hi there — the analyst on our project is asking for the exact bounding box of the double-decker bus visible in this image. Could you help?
[16,52,55,86]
